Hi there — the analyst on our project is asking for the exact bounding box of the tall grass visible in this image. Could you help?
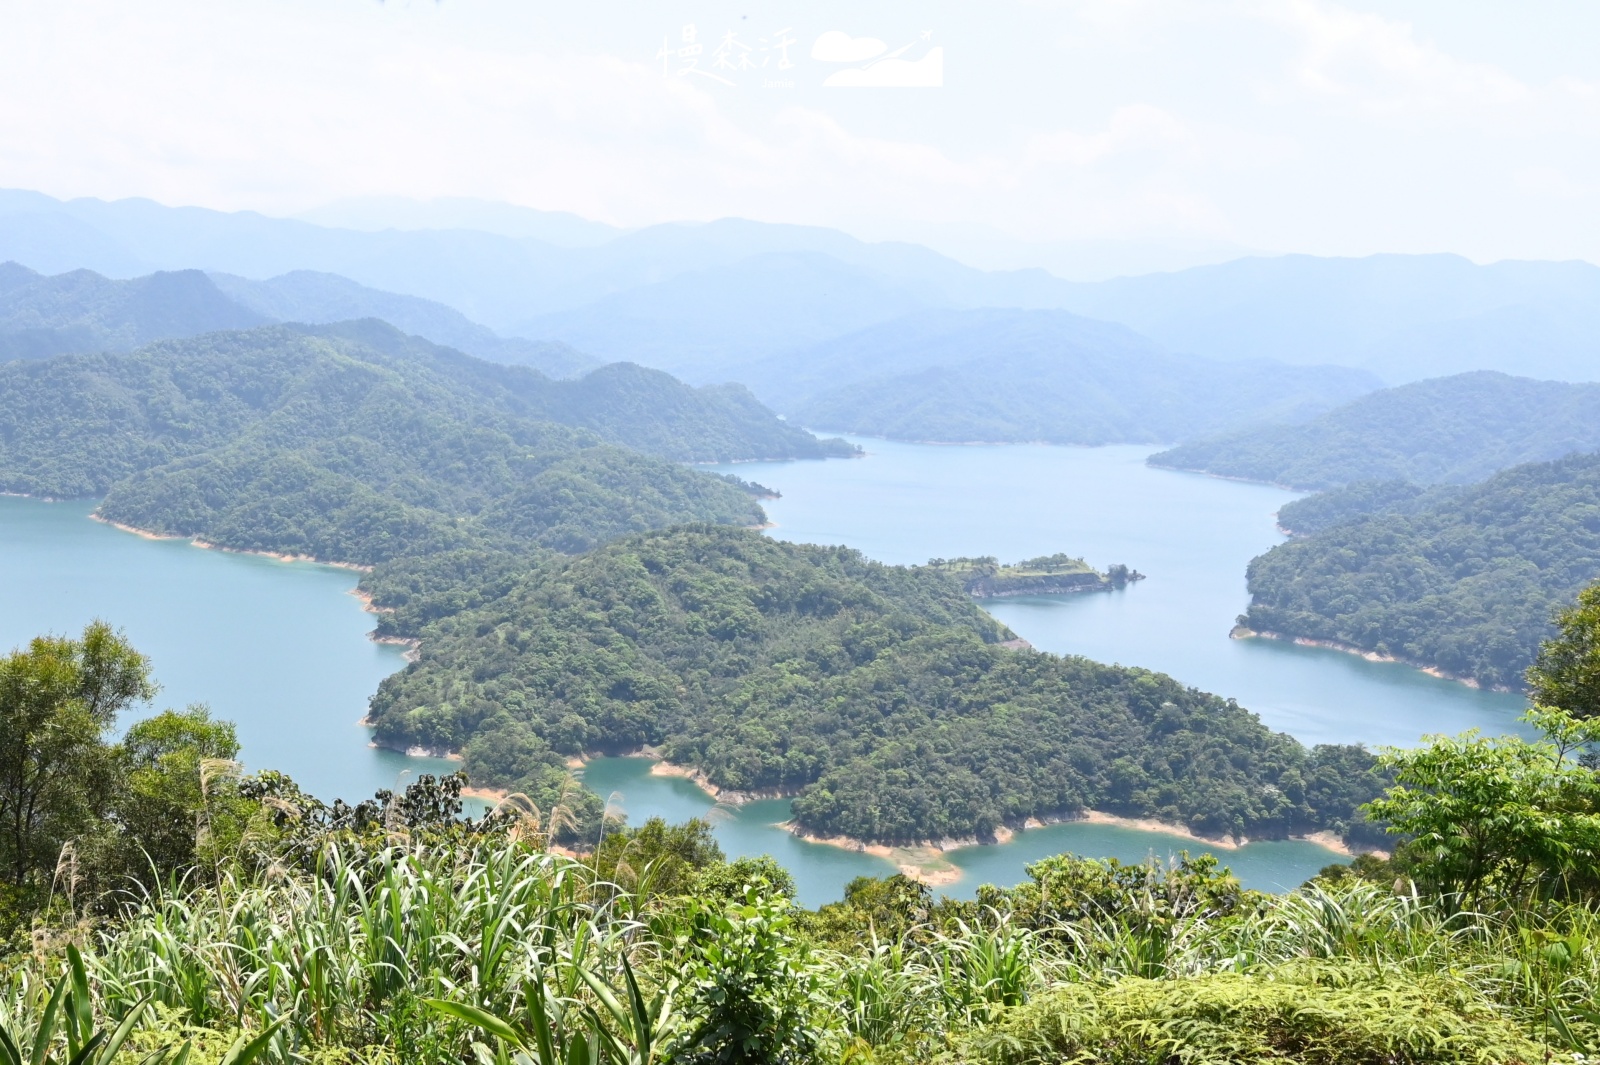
[1,844,1597,1062]
[51,843,647,1062]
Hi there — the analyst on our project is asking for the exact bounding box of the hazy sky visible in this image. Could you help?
[4,0,1599,267]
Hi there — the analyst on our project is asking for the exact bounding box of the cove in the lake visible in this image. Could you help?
[0,496,457,803]
[705,437,1528,749]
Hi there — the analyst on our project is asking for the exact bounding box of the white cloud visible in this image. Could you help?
[2,0,1600,265]
[823,48,944,88]
[811,31,887,64]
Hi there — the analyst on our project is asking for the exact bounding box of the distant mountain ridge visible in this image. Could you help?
[511,252,933,379]
[7,188,1600,386]
[1051,254,1600,384]
[1150,372,1600,489]
[208,270,597,377]
[0,189,1072,335]
[769,309,1380,445]
[0,265,267,360]
[0,262,596,377]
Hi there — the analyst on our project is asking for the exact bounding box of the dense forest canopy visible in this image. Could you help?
[0,321,858,564]
[1273,479,1443,536]
[364,524,1385,846]
[0,262,267,359]
[778,309,1377,445]
[1242,451,1600,688]
[1151,371,1600,489]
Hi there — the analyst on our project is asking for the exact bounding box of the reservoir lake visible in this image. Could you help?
[0,438,1528,906]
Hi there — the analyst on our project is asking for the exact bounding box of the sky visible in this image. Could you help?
[3,0,1599,274]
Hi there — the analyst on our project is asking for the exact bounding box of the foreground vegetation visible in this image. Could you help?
[10,834,1588,1065]
[9,602,1600,1061]
[1243,451,1600,689]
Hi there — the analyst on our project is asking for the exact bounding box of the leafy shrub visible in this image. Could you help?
[963,962,1541,1064]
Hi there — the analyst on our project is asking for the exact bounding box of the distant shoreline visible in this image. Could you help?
[90,513,371,571]
[640,755,1361,886]
[88,512,411,659]
[1231,625,1503,691]
[355,748,1367,879]
[1143,461,1308,492]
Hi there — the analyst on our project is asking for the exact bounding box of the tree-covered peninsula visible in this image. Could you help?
[1151,371,1600,490]
[365,524,1385,847]
[0,320,852,563]
[1241,451,1600,688]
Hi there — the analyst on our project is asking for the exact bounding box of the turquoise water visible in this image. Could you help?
[578,757,895,908]
[0,438,1528,902]
[708,438,1528,749]
[579,757,1348,907]
[0,496,457,803]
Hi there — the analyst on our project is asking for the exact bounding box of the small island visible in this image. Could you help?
[929,553,1144,598]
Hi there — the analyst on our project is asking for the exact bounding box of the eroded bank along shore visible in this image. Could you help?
[1230,625,1503,692]
[346,741,1373,889]
[92,513,372,571]
[609,755,1372,888]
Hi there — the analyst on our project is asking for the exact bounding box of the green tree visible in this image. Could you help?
[812,875,934,946]
[665,888,819,1065]
[691,855,797,906]
[0,622,153,899]
[1528,581,1600,719]
[1363,706,1600,907]
[594,817,724,899]
[100,706,244,889]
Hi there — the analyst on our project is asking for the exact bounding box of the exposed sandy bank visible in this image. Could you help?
[1231,626,1500,691]
[93,514,371,570]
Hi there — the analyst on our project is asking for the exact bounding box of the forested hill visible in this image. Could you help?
[0,263,267,359]
[364,524,1386,846]
[1151,371,1600,489]
[0,261,594,376]
[1241,451,1600,688]
[775,309,1377,445]
[208,270,598,377]
[0,322,849,562]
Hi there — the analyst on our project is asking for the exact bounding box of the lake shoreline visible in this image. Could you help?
[1143,462,1308,493]
[1231,625,1504,692]
[92,511,412,655]
[91,513,372,572]
[629,755,1360,885]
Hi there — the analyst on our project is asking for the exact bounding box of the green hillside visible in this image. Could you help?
[0,263,267,359]
[1152,371,1600,489]
[0,322,838,563]
[1242,452,1600,688]
[366,524,1384,846]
